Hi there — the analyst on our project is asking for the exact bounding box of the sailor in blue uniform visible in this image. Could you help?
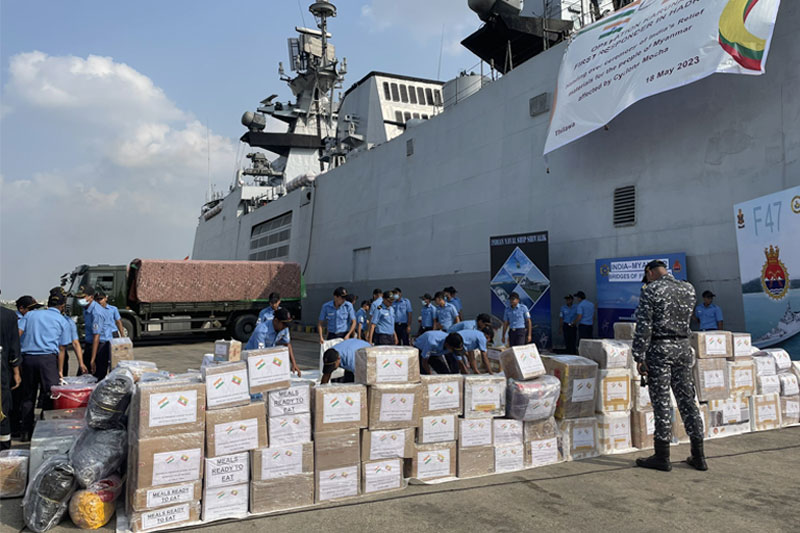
[560,294,578,353]
[392,287,413,346]
[693,290,723,331]
[320,338,370,383]
[418,293,437,335]
[257,292,281,324]
[414,330,454,374]
[503,292,532,346]
[369,292,398,346]
[355,300,370,339]
[433,291,460,332]
[444,286,463,320]
[317,287,356,342]
[245,308,301,375]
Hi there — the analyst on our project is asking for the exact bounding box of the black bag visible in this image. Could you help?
[22,455,76,533]
[69,427,128,488]
[86,367,134,430]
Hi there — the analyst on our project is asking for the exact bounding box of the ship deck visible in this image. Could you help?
[3,334,797,532]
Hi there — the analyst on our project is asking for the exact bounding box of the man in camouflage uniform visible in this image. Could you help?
[632,260,707,472]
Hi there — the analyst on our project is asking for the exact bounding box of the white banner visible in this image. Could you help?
[544,0,782,154]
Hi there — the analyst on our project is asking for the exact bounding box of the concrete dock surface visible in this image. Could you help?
[2,334,797,532]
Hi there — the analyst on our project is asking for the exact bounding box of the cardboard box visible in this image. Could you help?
[693,358,729,402]
[251,442,314,482]
[707,422,751,439]
[632,380,652,411]
[41,407,86,421]
[752,355,777,376]
[672,404,709,443]
[727,360,756,398]
[557,417,598,461]
[360,428,415,461]
[203,362,250,410]
[613,322,636,340]
[459,418,493,448]
[129,481,203,512]
[498,344,546,381]
[505,376,560,422]
[241,347,291,394]
[525,437,561,468]
[314,429,360,471]
[493,419,523,446]
[250,474,315,514]
[404,441,457,481]
[763,348,792,372]
[202,483,248,522]
[367,383,422,430]
[631,409,655,449]
[578,339,631,369]
[457,445,494,478]
[494,444,525,473]
[214,339,242,362]
[596,412,633,454]
[269,413,311,447]
[29,419,85,480]
[781,395,799,426]
[420,374,463,417]
[110,337,134,368]
[463,375,506,418]
[730,333,754,359]
[707,397,750,428]
[130,380,206,439]
[361,458,403,494]
[691,331,732,359]
[354,345,420,385]
[779,372,799,396]
[205,453,249,489]
[542,355,599,419]
[523,416,558,443]
[756,375,781,395]
[268,380,313,416]
[130,502,200,533]
[205,402,267,458]
[312,384,368,433]
[315,464,360,503]
[417,414,457,444]
[749,393,782,431]
[128,432,204,491]
[596,369,631,413]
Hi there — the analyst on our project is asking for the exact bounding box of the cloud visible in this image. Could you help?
[360,0,478,57]
[1,51,237,297]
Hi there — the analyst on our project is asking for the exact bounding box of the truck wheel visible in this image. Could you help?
[231,314,257,342]
[121,318,135,340]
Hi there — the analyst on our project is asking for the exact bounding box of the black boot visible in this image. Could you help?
[636,439,672,471]
[686,438,708,471]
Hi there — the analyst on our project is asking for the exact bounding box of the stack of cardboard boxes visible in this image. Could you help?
[749,348,784,431]
[412,373,462,481]
[760,348,799,427]
[703,332,755,438]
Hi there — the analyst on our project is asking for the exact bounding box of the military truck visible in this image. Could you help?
[61,259,303,342]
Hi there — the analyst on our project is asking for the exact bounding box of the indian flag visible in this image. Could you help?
[165,456,175,464]
[213,378,224,389]
[256,359,266,370]
[382,359,391,368]
[423,455,433,464]
[158,397,169,409]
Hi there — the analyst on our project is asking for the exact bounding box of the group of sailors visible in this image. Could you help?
[0,286,123,445]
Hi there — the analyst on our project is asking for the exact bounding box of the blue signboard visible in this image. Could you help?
[595,253,687,338]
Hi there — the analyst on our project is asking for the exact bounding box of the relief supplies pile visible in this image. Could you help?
[4,333,796,532]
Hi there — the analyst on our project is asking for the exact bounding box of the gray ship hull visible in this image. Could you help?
[193,2,800,340]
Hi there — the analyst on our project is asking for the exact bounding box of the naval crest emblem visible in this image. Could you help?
[761,245,789,300]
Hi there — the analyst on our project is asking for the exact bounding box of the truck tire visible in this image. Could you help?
[121,318,135,340]
[231,314,257,343]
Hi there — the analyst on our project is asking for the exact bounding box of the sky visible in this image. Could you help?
[0,0,483,299]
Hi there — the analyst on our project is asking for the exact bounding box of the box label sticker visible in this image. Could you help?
[205,370,250,408]
[261,444,304,479]
[757,403,777,423]
[141,503,190,531]
[771,350,790,370]
[604,379,628,402]
[733,336,751,356]
[460,419,492,447]
[152,448,202,486]
[753,357,776,376]
[637,385,651,408]
[721,400,741,424]
[733,368,753,389]
[268,383,310,416]
[703,370,725,390]
[704,334,727,355]
[268,413,311,446]
[493,420,523,446]
[375,354,410,383]
[379,393,415,422]
[145,483,195,509]
[780,375,799,396]
[571,378,595,403]
[495,444,524,473]
[318,466,358,501]
[420,415,455,444]
[202,484,248,521]
[206,453,249,488]
[515,347,544,377]
[646,412,655,435]
[786,400,799,418]
[416,448,451,479]
[368,430,406,459]
[469,383,501,413]
[248,350,290,387]
[213,418,261,456]
[427,381,460,411]
[148,390,198,428]
[609,419,629,439]
[759,375,780,394]
[528,438,558,467]
[572,426,595,450]
[322,392,362,424]
[214,343,229,357]
[364,459,402,493]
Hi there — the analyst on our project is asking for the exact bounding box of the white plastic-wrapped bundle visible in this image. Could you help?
[505,376,561,421]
